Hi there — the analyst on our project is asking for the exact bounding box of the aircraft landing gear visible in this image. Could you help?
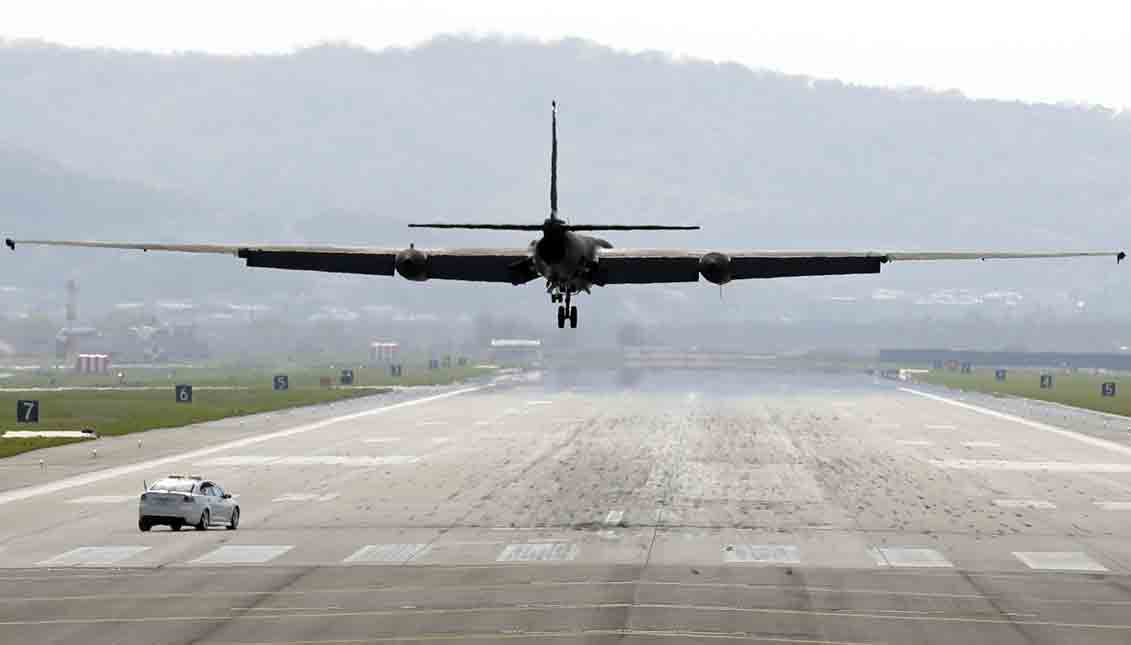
[555,290,579,329]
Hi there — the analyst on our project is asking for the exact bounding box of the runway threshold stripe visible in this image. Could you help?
[899,387,1131,459]
[0,385,483,506]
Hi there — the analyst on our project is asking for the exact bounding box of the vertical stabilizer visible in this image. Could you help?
[550,101,558,220]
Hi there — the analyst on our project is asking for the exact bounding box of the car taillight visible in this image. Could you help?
[182,495,193,502]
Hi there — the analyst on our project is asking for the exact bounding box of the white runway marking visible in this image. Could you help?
[473,421,491,426]
[0,386,483,506]
[930,460,1131,473]
[869,547,953,568]
[897,440,934,447]
[497,543,579,562]
[1013,551,1108,572]
[200,455,419,466]
[344,544,431,564]
[994,499,1056,509]
[962,441,1001,448]
[189,545,293,565]
[603,510,624,525]
[1095,501,1131,510]
[66,495,136,504]
[925,424,957,430]
[363,437,401,444]
[415,421,449,427]
[431,437,451,444]
[725,544,801,564]
[526,400,553,406]
[272,493,339,503]
[39,546,149,566]
[901,387,1131,459]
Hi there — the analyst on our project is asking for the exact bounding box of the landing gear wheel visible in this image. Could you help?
[227,507,240,530]
[170,521,182,532]
[196,509,210,531]
[569,306,578,329]
[138,518,151,532]
[551,293,562,303]
[557,306,566,329]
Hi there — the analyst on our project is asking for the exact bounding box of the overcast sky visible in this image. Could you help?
[5,0,1130,108]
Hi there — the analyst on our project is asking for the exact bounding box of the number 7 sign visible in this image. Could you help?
[17,400,39,423]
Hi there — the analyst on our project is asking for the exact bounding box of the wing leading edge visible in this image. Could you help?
[3,238,538,283]
[594,248,1125,284]
[4,238,1124,285]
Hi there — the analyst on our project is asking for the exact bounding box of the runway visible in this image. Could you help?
[4,369,1131,643]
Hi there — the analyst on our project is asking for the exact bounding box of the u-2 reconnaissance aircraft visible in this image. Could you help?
[5,103,1126,328]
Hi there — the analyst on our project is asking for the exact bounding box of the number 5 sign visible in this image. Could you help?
[16,399,39,423]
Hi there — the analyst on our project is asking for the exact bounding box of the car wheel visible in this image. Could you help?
[227,507,240,530]
[196,509,209,531]
[138,518,151,532]
[171,521,182,532]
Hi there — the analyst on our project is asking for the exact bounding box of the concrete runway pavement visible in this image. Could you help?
[4,370,1131,643]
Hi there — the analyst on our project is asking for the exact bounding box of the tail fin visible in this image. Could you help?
[550,100,558,220]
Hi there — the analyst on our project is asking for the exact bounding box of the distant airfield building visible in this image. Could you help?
[74,353,110,374]
[370,342,400,363]
[490,339,542,364]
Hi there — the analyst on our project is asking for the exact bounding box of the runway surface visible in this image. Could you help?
[4,369,1131,643]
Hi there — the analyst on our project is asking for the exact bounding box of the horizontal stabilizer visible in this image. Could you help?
[568,224,700,231]
[408,224,543,231]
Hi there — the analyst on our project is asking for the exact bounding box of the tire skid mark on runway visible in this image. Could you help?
[4,600,1131,631]
[0,386,484,507]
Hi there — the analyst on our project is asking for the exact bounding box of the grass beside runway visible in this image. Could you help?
[0,364,494,459]
[914,368,1130,417]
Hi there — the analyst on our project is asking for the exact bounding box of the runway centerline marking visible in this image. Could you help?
[38,546,150,567]
[1013,551,1108,572]
[900,387,1131,459]
[1095,501,1131,510]
[200,456,419,466]
[925,424,957,430]
[869,547,953,568]
[344,544,431,564]
[929,460,1131,473]
[0,385,483,507]
[994,499,1056,509]
[896,440,934,447]
[272,493,339,503]
[603,510,624,525]
[725,544,801,564]
[497,543,578,562]
[962,441,1001,448]
[188,545,293,565]
[65,495,136,504]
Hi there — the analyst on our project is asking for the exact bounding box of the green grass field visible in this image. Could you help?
[915,368,1130,417]
[0,364,494,459]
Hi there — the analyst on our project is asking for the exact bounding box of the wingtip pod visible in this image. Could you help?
[1119,251,1126,264]
[4,238,13,251]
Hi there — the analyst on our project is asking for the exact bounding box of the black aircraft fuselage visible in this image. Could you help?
[531,219,609,294]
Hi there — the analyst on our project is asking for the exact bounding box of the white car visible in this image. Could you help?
[139,475,239,532]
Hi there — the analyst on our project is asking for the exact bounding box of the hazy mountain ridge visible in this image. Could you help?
[0,36,1128,319]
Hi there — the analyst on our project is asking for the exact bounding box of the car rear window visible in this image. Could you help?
[149,479,195,493]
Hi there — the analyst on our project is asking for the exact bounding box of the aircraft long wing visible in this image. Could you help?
[593,248,1126,284]
[4,238,540,284]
